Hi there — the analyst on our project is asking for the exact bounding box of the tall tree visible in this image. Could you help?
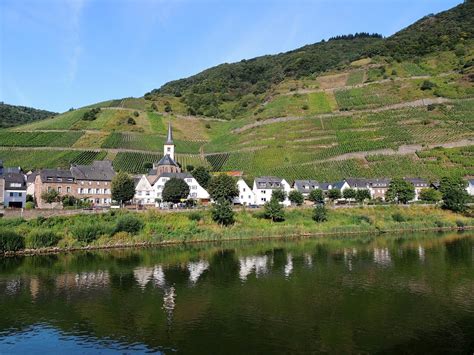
[386,178,415,204]
[191,166,211,189]
[162,178,190,203]
[271,189,287,203]
[211,198,235,226]
[208,174,238,202]
[288,190,304,206]
[263,196,285,222]
[309,189,324,204]
[111,172,135,206]
[355,189,371,204]
[439,177,468,212]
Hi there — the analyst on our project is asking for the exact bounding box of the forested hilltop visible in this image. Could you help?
[147,0,474,119]
[0,103,57,128]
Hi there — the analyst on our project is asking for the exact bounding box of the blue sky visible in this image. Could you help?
[0,0,462,113]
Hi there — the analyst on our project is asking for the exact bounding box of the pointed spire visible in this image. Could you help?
[166,121,174,144]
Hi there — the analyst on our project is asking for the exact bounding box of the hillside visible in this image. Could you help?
[0,1,473,183]
[0,102,57,128]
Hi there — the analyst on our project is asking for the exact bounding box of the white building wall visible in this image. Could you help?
[467,181,474,196]
[153,176,209,202]
[252,179,291,206]
[134,175,156,205]
[234,179,255,205]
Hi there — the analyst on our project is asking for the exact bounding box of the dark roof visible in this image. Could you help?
[4,167,22,174]
[155,154,178,167]
[39,169,74,183]
[159,172,193,179]
[70,160,115,181]
[4,173,26,190]
[26,172,38,183]
[293,180,320,192]
[404,177,429,186]
[345,178,370,188]
[332,181,347,190]
[166,122,174,144]
[367,178,391,188]
[255,176,284,189]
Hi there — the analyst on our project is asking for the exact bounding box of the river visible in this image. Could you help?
[0,232,473,354]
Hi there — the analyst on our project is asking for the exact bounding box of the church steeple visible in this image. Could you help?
[166,121,174,144]
[163,121,175,161]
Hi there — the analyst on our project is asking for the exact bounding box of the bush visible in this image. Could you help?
[263,198,285,222]
[127,117,136,125]
[133,111,139,117]
[434,220,444,229]
[115,214,144,235]
[188,211,203,222]
[392,212,406,222]
[0,231,25,253]
[312,205,328,222]
[27,231,60,249]
[271,189,287,203]
[25,201,35,210]
[288,190,304,206]
[72,224,108,244]
[455,220,465,229]
[211,199,235,226]
[420,80,436,91]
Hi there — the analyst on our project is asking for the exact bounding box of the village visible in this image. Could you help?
[1,123,473,212]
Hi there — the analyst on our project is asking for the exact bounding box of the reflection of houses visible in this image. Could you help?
[284,254,293,278]
[188,260,209,284]
[373,248,392,266]
[239,255,270,281]
[133,266,166,289]
[55,271,110,289]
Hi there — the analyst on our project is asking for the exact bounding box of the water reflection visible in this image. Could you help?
[0,232,473,354]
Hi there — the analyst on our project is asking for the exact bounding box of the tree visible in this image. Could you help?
[164,101,172,113]
[191,166,211,189]
[355,189,371,204]
[313,205,328,222]
[386,178,415,204]
[162,178,190,203]
[151,102,158,111]
[143,162,153,170]
[272,189,287,203]
[327,189,341,202]
[439,177,468,212]
[263,197,285,222]
[419,188,442,203]
[61,195,77,207]
[208,174,238,202]
[111,172,135,206]
[211,198,235,226]
[186,165,195,172]
[127,117,136,125]
[420,80,436,91]
[41,189,60,204]
[343,188,356,200]
[288,190,304,206]
[309,189,324,204]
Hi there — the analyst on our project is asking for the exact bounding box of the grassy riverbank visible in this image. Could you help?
[0,205,472,255]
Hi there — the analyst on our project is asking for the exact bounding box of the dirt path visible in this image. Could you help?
[232,97,451,133]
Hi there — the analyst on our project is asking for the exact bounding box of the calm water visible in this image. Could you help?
[0,232,473,354]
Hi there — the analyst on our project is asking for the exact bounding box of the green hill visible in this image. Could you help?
[0,102,57,128]
[0,1,473,183]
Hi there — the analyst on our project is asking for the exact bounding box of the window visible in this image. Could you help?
[81,181,84,185]
[261,198,266,202]
[191,193,197,198]
[167,147,171,152]
[105,182,108,186]
[11,183,21,188]
[262,190,266,194]
[47,177,52,181]
[58,187,61,193]
[10,192,13,197]
[48,187,52,192]
[146,191,150,196]
[57,178,62,182]
[243,188,246,192]
[186,178,192,183]
[241,195,243,199]
[88,181,92,185]
[67,187,71,193]
[191,185,197,190]
[19,192,22,197]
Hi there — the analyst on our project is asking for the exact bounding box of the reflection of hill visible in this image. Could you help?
[0,232,472,353]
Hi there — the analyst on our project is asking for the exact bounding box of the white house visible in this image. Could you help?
[252,176,291,206]
[133,175,156,205]
[154,172,209,203]
[404,177,429,201]
[467,179,474,196]
[3,172,27,208]
[233,178,255,205]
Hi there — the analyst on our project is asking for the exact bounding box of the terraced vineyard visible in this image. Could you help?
[0,131,83,147]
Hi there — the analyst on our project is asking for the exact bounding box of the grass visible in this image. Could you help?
[0,131,83,147]
[0,206,471,253]
[346,70,365,86]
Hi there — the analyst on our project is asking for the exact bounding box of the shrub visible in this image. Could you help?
[133,111,139,117]
[27,231,60,249]
[301,104,309,110]
[313,205,328,222]
[205,123,211,129]
[188,211,203,222]
[309,189,324,204]
[392,212,406,222]
[0,231,25,253]
[263,197,285,222]
[271,189,287,203]
[434,220,444,229]
[127,117,136,125]
[288,190,304,206]
[455,220,465,229]
[420,80,436,91]
[211,199,235,226]
[72,224,107,244]
[25,201,35,210]
[115,214,144,235]
[357,215,372,224]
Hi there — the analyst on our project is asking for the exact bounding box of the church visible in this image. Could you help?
[133,122,210,206]
[150,122,181,175]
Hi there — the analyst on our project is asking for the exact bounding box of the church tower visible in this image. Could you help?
[164,121,175,160]
[152,121,181,175]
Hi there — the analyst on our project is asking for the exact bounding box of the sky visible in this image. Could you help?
[0,0,462,113]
